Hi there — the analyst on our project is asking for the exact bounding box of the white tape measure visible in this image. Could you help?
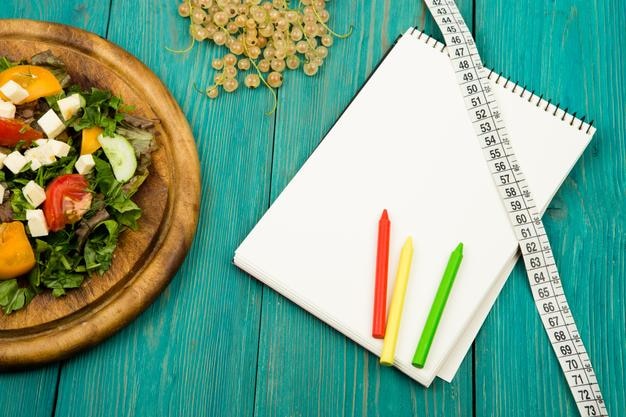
[423,1,609,415]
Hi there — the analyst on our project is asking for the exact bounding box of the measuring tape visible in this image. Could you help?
[423,1,609,415]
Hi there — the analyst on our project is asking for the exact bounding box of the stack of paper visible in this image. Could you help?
[235,28,595,385]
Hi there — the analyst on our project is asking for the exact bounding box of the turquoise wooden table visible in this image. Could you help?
[1,1,624,416]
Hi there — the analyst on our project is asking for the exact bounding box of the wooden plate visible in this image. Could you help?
[0,20,200,368]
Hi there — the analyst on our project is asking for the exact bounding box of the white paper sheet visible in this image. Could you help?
[235,28,594,386]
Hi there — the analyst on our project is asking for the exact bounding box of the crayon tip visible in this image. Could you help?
[404,236,413,249]
[455,242,463,254]
[381,209,389,220]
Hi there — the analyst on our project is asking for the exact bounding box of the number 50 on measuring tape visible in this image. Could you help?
[423,1,609,416]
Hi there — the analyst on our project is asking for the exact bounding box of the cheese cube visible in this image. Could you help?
[0,152,6,169]
[0,100,16,119]
[26,209,49,237]
[57,94,85,121]
[47,139,71,157]
[3,151,27,174]
[0,80,29,104]
[34,141,57,165]
[25,145,56,167]
[23,180,46,208]
[0,183,4,204]
[75,154,95,175]
[35,138,48,146]
[37,109,65,138]
[24,152,42,171]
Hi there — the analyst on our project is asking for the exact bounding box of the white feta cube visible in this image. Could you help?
[24,152,42,171]
[0,183,4,204]
[57,94,85,121]
[0,100,16,119]
[75,154,95,175]
[47,139,71,157]
[3,151,27,174]
[23,180,46,208]
[34,138,48,146]
[0,80,29,104]
[29,142,57,165]
[26,209,49,237]
[37,109,65,139]
[0,152,6,169]
[25,147,56,167]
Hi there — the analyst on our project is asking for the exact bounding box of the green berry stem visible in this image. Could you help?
[295,20,316,50]
[243,32,278,115]
[312,5,353,39]
[166,0,196,54]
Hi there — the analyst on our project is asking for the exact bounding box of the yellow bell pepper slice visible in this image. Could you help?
[0,65,63,103]
[0,222,36,280]
[81,126,103,155]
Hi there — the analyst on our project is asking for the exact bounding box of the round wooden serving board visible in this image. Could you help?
[0,20,200,368]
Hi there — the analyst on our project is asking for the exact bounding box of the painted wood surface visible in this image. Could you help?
[0,0,624,416]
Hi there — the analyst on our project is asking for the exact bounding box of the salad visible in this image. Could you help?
[0,51,156,314]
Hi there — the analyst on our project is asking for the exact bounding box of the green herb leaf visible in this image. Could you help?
[110,196,141,229]
[93,155,117,194]
[84,220,120,273]
[0,280,36,314]
[34,236,85,296]
[10,188,34,221]
[0,56,14,71]
[35,155,77,187]
[70,88,127,136]
[93,156,142,229]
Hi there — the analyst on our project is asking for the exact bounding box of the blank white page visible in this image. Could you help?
[235,28,594,386]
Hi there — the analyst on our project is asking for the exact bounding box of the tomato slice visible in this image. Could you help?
[43,174,92,232]
[0,117,43,146]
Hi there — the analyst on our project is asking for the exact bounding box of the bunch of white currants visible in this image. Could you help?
[176,0,351,108]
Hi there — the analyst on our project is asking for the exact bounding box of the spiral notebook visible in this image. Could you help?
[235,28,595,386]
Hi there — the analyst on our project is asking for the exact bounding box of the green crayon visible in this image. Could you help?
[412,242,464,368]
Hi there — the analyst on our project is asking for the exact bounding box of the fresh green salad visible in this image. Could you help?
[0,51,156,314]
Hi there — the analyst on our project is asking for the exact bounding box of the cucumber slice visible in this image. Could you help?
[97,133,137,183]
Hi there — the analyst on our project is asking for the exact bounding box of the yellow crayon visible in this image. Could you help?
[380,237,414,366]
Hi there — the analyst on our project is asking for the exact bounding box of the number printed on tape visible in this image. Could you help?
[422,0,609,415]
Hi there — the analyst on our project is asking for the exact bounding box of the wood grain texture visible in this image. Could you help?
[0,4,109,417]
[474,0,626,416]
[254,1,475,416]
[53,1,272,416]
[0,20,200,368]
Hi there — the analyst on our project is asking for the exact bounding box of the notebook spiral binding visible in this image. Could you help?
[408,27,595,134]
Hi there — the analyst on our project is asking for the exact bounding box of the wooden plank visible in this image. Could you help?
[474,0,626,415]
[0,3,110,416]
[254,1,475,416]
[0,1,110,36]
[52,2,274,417]
[0,365,59,417]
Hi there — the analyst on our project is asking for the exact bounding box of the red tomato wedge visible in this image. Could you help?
[0,117,43,146]
[43,174,93,232]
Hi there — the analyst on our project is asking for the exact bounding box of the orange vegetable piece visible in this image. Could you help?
[81,126,103,155]
[0,65,63,103]
[0,222,36,280]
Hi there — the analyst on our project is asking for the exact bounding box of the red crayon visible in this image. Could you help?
[372,209,391,339]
